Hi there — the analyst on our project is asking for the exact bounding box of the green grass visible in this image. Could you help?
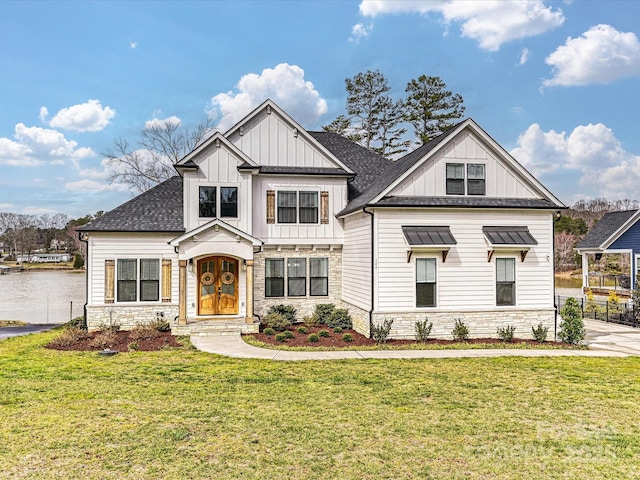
[1,330,640,479]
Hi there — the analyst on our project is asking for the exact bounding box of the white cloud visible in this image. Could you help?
[350,23,373,43]
[543,24,640,87]
[130,41,137,49]
[64,179,128,193]
[209,63,328,131]
[47,99,116,132]
[21,206,61,216]
[0,203,14,210]
[359,0,564,51]
[32,178,44,183]
[145,116,181,129]
[511,122,640,199]
[518,48,530,66]
[39,106,49,123]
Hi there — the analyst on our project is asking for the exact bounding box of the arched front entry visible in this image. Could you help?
[198,256,239,315]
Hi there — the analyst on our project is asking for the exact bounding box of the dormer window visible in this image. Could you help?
[446,163,485,195]
[199,186,238,219]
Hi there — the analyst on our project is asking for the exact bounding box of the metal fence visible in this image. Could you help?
[556,295,639,328]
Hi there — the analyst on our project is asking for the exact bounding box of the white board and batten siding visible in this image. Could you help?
[342,212,372,310]
[182,145,253,233]
[87,233,178,305]
[228,109,338,169]
[393,131,540,199]
[252,176,346,244]
[374,209,554,312]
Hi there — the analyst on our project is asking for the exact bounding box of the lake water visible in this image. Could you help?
[0,271,86,324]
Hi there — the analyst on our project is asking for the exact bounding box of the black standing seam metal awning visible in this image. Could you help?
[482,226,538,246]
[402,226,457,246]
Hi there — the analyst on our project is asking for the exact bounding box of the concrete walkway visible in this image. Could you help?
[0,324,59,340]
[191,319,640,361]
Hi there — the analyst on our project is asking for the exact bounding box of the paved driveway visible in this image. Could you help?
[584,319,640,355]
[0,324,58,340]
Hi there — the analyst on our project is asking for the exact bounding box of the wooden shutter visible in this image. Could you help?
[105,259,115,304]
[162,259,172,303]
[267,190,275,224]
[320,191,329,224]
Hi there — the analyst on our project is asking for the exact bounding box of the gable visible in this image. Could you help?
[227,102,348,171]
[391,130,539,199]
[189,139,246,184]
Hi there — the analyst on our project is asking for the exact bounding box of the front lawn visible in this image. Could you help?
[1,330,639,479]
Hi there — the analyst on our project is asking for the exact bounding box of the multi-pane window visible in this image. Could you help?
[310,258,328,296]
[496,258,515,306]
[416,258,437,307]
[467,164,486,195]
[287,258,307,296]
[265,258,284,297]
[277,191,297,223]
[446,163,465,195]
[199,186,216,217]
[299,192,318,223]
[220,187,238,218]
[117,259,159,302]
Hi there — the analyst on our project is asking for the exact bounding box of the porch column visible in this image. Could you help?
[582,253,589,291]
[245,259,254,324]
[179,260,187,325]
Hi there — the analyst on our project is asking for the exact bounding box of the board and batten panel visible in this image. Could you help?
[342,212,372,309]
[182,145,252,233]
[374,209,554,312]
[392,132,539,199]
[87,233,179,305]
[252,176,346,243]
[228,109,340,169]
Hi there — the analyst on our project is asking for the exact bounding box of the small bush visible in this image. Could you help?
[342,333,353,342]
[130,324,162,342]
[283,330,295,339]
[265,312,292,331]
[303,315,316,327]
[90,331,118,349]
[266,305,297,324]
[149,317,171,332]
[532,323,549,343]
[333,326,343,334]
[415,318,433,343]
[263,327,275,336]
[48,327,89,348]
[313,304,336,324]
[73,253,84,269]
[451,318,469,342]
[297,326,308,334]
[128,342,139,351]
[275,333,288,342]
[327,308,353,330]
[372,318,394,344]
[65,316,87,331]
[308,333,319,343]
[98,322,120,334]
[318,329,330,338]
[559,297,586,345]
[497,325,516,342]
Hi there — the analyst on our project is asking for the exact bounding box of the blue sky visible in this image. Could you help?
[2,0,640,218]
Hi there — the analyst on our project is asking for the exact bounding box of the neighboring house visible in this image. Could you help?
[576,210,640,293]
[79,99,565,339]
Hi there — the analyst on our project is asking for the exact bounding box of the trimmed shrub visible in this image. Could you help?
[451,318,469,342]
[275,333,288,342]
[532,323,548,343]
[297,326,308,334]
[48,327,89,348]
[307,333,319,343]
[130,324,162,342]
[342,333,353,342]
[333,327,343,334]
[313,304,336,324]
[128,342,139,351]
[497,325,516,342]
[90,331,117,349]
[265,312,292,331]
[65,316,87,331]
[415,318,433,343]
[327,308,352,330]
[372,318,394,344]
[73,253,84,269]
[263,327,275,336]
[318,329,330,338]
[559,297,586,345]
[283,330,295,339]
[266,305,297,324]
[149,317,171,332]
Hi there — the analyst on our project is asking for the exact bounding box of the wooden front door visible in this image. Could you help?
[198,256,239,315]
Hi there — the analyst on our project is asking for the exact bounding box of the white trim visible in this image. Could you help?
[600,210,640,249]
[169,218,262,247]
[176,131,257,167]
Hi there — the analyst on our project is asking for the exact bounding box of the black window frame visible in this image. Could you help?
[467,164,486,196]
[446,163,465,195]
[199,186,217,218]
[416,258,437,308]
[299,191,319,224]
[139,258,160,302]
[117,258,137,302]
[265,258,284,298]
[310,257,329,296]
[277,191,297,224]
[287,258,307,297]
[220,186,238,218]
[496,257,516,306]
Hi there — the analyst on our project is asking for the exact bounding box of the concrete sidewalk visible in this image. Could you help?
[191,319,638,361]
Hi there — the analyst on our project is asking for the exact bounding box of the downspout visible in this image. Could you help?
[363,206,375,335]
[79,231,89,328]
[553,211,559,341]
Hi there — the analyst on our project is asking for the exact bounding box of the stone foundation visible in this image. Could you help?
[342,301,370,337]
[86,304,179,331]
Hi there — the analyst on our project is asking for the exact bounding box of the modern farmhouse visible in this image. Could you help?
[79,99,565,339]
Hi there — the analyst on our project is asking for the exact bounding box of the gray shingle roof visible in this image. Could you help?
[402,226,457,246]
[483,226,538,245]
[78,176,184,233]
[576,210,638,249]
[371,196,558,209]
[309,131,392,199]
[258,166,352,176]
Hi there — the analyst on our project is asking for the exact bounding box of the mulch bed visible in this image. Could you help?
[246,324,562,348]
[46,330,182,352]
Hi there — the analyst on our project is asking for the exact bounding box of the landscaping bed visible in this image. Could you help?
[46,328,184,352]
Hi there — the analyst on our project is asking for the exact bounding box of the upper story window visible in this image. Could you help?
[446,163,485,196]
[199,186,238,219]
[277,191,319,224]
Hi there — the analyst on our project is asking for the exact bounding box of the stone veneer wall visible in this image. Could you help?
[253,247,342,321]
[342,301,370,337]
[370,309,556,340]
[86,304,179,331]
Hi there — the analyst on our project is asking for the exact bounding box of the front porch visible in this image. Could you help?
[172,317,259,336]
